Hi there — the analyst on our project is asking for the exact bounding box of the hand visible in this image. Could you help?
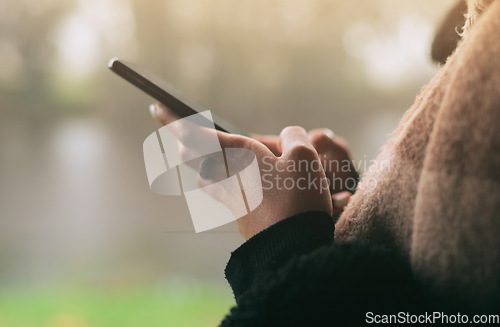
[150,103,333,239]
[253,130,357,218]
[253,130,358,194]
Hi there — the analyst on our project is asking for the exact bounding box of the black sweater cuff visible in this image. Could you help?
[224,211,334,301]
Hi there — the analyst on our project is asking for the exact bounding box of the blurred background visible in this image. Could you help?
[0,0,457,325]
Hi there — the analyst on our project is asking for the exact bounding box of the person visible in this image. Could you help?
[150,0,500,325]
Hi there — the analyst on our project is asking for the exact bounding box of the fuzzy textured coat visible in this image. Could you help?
[335,0,500,307]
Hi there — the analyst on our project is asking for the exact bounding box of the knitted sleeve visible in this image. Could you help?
[221,211,423,327]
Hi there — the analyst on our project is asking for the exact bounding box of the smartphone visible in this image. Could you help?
[108,58,244,135]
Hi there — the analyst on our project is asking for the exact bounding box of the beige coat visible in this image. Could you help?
[335,0,500,307]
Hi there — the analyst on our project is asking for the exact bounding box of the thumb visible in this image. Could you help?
[278,126,317,157]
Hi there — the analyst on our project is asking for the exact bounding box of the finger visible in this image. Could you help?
[150,103,182,126]
[308,128,335,154]
[251,134,281,156]
[178,145,226,171]
[151,104,263,155]
[278,126,317,158]
[309,128,335,140]
[217,131,275,158]
[332,191,351,215]
[217,132,276,178]
[196,174,229,202]
[152,103,216,149]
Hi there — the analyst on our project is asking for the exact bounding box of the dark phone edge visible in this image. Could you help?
[108,58,238,134]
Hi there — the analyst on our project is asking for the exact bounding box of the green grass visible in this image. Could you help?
[0,284,235,327]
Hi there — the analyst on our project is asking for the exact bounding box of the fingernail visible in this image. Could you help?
[199,158,215,179]
[149,104,158,120]
[332,192,349,209]
[322,128,335,138]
